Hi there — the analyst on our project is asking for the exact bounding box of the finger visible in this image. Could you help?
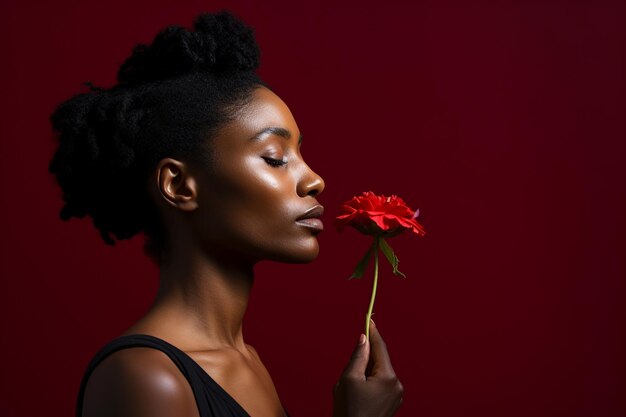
[341,333,370,380]
[368,320,396,378]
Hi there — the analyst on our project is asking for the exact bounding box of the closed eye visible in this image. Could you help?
[262,156,287,167]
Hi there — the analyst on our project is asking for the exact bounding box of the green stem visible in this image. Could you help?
[365,236,380,341]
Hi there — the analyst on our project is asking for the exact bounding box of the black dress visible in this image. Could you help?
[76,334,291,417]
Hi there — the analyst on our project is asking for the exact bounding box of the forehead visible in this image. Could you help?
[226,86,299,139]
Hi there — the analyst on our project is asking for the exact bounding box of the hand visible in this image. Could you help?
[332,320,404,417]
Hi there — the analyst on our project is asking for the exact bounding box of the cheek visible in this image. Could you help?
[195,163,320,262]
[203,157,293,235]
[244,159,282,194]
[233,157,287,212]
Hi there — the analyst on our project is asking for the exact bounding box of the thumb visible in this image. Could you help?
[342,334,370,379]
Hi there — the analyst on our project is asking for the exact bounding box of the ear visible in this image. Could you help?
[154,158,199,211]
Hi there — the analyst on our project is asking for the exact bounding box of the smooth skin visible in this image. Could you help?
[81,87,404,417]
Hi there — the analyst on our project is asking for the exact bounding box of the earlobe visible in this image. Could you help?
[155,158,199,211]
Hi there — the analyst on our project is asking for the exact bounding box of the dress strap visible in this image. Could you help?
[76,334,211,417]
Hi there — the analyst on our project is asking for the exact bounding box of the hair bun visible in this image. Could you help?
[117,10,260,85]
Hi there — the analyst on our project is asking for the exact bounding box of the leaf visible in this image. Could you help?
[379,238,406,278]
[349,241,375,280]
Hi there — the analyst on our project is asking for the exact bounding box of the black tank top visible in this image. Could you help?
[76,334,291,417]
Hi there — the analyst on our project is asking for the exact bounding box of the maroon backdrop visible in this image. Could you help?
[1,1,624,416]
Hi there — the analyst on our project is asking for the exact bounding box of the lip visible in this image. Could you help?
[296,204,324,232]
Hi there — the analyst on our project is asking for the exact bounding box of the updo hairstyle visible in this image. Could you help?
[48,11,266,263]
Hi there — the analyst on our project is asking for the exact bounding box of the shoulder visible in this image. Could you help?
[246,343,261,361]
[81,347,199,417]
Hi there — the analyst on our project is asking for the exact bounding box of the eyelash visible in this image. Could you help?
[262,156,287,167]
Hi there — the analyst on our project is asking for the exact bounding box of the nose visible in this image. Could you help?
[297,163,325,198]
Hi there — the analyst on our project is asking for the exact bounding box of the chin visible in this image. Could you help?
[272,239,320,264]
[293,248,320,264]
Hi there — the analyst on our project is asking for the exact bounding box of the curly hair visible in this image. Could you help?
[48,11,267,263]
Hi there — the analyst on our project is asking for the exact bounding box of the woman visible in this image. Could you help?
[49,11,404,417]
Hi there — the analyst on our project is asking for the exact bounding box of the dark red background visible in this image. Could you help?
[1,1,624,416]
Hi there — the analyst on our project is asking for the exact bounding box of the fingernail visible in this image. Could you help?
[370,318,376,327]
[359,334,366,345]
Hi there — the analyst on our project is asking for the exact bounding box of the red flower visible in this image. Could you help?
[334,191,426,237]
[335,191,427,340]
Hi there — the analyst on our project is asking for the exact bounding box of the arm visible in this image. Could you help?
[81,347,199,417]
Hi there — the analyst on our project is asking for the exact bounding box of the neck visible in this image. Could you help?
[142,243,255,353]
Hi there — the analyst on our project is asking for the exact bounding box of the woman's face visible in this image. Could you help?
[190,86,325,264]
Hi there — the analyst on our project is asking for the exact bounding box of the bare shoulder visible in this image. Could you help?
[81,347,199,417]
[245,343,261,361]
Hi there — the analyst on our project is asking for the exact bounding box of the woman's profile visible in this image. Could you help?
[49,11,404,417]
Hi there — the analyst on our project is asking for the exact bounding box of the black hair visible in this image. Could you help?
[48,11,266,264]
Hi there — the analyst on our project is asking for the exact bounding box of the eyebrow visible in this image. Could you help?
[250,126,303,144]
